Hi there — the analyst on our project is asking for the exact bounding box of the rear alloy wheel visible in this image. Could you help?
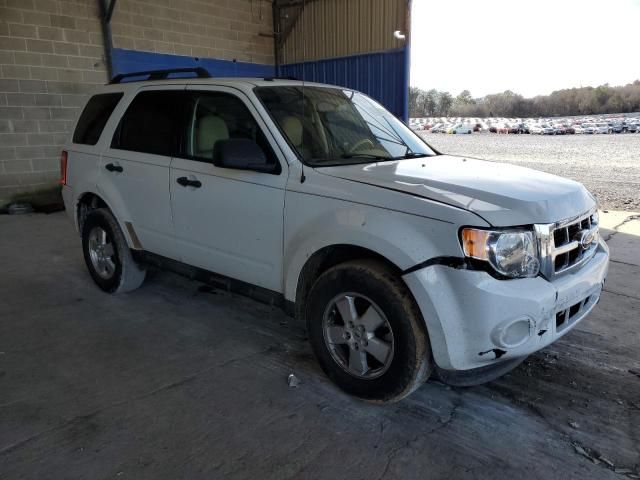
[307,260,432,403]
[87,226,117,280]
[82,208,146,294]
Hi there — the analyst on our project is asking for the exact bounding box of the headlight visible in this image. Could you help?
[460,228,540,278]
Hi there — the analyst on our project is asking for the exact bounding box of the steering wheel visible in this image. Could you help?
[348,139,375,154]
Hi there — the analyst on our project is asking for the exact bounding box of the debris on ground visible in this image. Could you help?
[7,202,33,215]
[287,373,300,388]
[568,421,580,429]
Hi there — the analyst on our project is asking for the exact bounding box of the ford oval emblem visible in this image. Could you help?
[576,229,595,250]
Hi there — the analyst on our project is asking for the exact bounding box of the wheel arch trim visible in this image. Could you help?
[74,190,139,249]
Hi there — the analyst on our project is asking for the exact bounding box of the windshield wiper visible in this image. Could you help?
[398,152,430,159]
[338,152,431,163]
[340,153,392,160]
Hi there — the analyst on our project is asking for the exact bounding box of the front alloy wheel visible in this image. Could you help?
[323,293,394,379]
[306,260,432,403]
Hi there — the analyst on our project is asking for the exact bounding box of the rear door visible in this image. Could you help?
[66,92,124,206]
[169,87,287,292]
[99,86,185,259]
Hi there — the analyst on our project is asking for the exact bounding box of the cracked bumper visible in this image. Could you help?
[403,239,609,371]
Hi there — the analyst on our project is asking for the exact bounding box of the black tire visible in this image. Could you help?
[81,208,145,294]
[306,260,432,403]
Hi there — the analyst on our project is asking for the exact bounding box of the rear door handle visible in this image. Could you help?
[176,176,202,188]
[105,163,123,173]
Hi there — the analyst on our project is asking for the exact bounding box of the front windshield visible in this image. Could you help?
[255,86,436,166]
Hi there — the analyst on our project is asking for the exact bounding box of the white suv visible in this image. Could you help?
[61,68,609,402]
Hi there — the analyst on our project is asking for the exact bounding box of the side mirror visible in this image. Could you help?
[212,139,275,173]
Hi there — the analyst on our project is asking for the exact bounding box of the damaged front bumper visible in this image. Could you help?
[403,239,609,371]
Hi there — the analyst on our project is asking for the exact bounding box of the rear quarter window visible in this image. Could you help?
[73,93,123,145]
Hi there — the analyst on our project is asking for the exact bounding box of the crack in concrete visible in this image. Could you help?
[602,214,640,242]
[376,435,420,480]
[490,386,639,478]
[427,401,462,435]
[374,401,461,480]
[603,289,640,301]
[609,259,640,268]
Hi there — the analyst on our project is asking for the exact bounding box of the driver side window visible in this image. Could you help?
[185,91,280,172]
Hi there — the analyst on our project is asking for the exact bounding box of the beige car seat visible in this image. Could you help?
[196,114,229,158]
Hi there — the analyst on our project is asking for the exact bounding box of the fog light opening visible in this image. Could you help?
[492,317,533,349]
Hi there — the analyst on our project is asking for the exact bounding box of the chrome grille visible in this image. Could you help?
[535,209,599,279]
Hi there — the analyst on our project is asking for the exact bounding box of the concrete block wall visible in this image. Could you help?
[0,0,274,207]
[0,0,107,206]
[111,0,274,65]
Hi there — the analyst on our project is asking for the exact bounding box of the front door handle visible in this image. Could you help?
[176,176,202,188]
[105,163,123,173]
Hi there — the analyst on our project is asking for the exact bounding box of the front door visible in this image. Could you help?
[169,87,287,292]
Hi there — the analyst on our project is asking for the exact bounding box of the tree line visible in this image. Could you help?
[409,80,640,118]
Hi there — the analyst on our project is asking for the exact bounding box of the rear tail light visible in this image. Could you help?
[60,150,68,185]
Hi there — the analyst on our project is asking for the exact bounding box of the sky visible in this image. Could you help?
[410,0,640,98]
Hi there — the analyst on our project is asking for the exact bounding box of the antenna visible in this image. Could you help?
[299,0,306,183]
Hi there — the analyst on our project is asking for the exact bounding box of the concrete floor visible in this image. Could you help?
[0,211,639,480]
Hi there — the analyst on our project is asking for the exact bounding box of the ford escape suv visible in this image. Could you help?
[61,68,609,403]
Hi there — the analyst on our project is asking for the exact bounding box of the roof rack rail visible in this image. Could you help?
[109,67,211,84]
[263,75,298,81]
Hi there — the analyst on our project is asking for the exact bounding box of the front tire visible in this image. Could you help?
[306,260,432,403]
[82,208,146,294]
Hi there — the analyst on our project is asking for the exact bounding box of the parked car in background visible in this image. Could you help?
[410,115,639,137]
[447,123,473,134]
[608,123,623,134]
[531,124,555,135]
[508,123,529,134]
[582,123,595,134]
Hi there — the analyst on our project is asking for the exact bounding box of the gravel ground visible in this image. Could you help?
[419,133,640,211]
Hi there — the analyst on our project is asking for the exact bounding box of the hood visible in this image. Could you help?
[316,155,595,226]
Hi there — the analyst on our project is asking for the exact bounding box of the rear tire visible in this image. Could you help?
[81,208,146,294]
[306,260,432,403]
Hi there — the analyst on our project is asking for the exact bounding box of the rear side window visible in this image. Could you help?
[73,93,123,145]
[111,91,185,156]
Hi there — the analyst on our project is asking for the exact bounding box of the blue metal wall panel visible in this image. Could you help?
[280,48,408,119]
[112,48,274,79]
[110,48,408,120]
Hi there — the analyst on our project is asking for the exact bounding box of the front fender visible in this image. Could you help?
[282,191,466,302]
